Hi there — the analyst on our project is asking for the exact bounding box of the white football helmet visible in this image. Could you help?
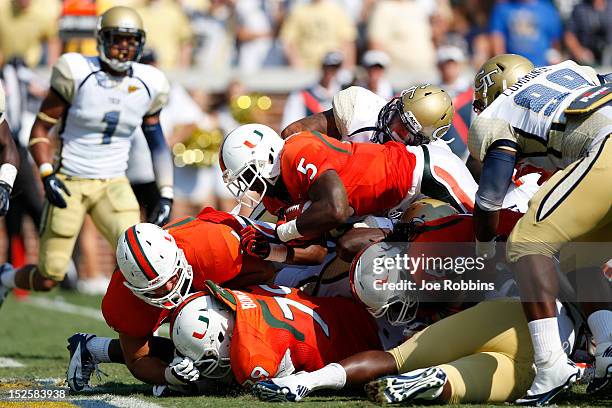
[170,293,235,379]
[350,242,418,326]
[116,223,193,309]
[219,124,285,207]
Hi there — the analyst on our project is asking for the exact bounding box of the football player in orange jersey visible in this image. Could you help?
[170,282,385,389]
[65,207,327,392]
[219,124,477,262]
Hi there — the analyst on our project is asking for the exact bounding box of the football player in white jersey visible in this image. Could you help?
[468,54,612,404]
[0,81,20,219]
[0,7,174,300]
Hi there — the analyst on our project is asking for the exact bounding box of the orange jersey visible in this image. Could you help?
[102,208,248,337]
[275,131,416,216]
[206,282,382,386]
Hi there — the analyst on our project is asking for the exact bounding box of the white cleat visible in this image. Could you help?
[365,367,447,404]
[253,373,312,402]
[515,351,580,406]
[587,342,612,394]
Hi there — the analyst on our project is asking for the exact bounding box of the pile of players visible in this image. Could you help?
[0,6,610,406]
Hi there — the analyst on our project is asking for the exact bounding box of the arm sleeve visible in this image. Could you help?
[475,147,517,212]
[50,56,75,103]
[142,121,174,198]
[332,87,360,136]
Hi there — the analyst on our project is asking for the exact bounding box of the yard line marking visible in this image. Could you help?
[0,358,24,367]
[71,394,164,408]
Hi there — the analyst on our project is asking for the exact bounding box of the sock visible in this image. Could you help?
[298,363,347,391]
[86,336,112,363]
[588,310,612,345]
[528,317,564,366]
[0,266,16,288]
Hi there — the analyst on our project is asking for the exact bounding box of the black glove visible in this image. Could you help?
[149,197,173,226]
[0,181,11,216]
[43,174,71,208]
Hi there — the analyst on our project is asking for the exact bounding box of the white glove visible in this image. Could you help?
[164,356,200,385]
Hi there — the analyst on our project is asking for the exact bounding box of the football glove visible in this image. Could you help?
[164,356,200,385]
[0,181,11,216]
[149,197,173,226]
[43,173,71,208]
[240,225,275,259]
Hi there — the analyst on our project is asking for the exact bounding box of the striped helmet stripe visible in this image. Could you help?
[125,225,158,280]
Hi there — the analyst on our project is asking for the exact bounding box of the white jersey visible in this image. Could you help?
[51,53,169,179]
[469,60,600,169]
[332,86,387,143]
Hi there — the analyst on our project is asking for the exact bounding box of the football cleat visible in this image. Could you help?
[66,333,104,392]
[253,374,312,402]
[515,352,581,406]
[587,342,612,394]
[0,263,14,310]
[365,367,447,404]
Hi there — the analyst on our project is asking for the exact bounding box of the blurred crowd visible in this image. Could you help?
[1,0,611,294]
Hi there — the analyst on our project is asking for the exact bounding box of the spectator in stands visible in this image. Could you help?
[436,45,472,162]
[489,0,563,66]
[187,0,236,72]
[281,51,345,130]
[367,0,436,72]
[280,0,356,69]
[137,0,193,70]
[355,50,394,100]
[0,0,62,68]
[565,0,612,65]
[235,0,284,72]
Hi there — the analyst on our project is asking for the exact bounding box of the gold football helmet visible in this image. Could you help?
[473,54,534,113]
[96,6,146,72]
[375,84,453,145]
[400,198,458,225]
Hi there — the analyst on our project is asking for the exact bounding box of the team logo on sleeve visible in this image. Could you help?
[128,85,140,94]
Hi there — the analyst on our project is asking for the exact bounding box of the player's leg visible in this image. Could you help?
[88,177,140,251]
[67,334,173,391]
[254,299,531,402]
[1,176,86,297]
[366,351,533,405]
[507,135,612,404]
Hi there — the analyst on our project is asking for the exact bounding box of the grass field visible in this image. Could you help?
[0,289,610,407]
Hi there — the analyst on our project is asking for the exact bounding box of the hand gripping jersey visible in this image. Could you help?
[204,282,382,386]
[273,131,416,216]
[468,60,602,169]
[102,208,250,337]
[332,86,387,143]
[50,53,170,178]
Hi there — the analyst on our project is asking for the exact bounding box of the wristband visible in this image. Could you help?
[0,163,17,188]
[276,219,303,242]
[39,163,54,178]
[164,367,185,386]
[159,185,174,200]
[475,238,496,260]
[265,244,288,262]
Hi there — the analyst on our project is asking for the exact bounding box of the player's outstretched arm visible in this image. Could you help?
[142,113,174,226]
[293,170,353,240]
[119,333,175,385]
[281,109,341,140]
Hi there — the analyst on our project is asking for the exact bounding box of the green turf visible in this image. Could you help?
[0,290,609,407]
